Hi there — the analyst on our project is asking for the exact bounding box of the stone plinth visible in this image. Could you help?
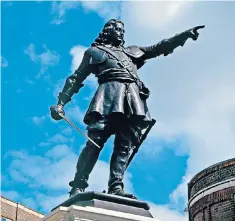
[40,192,160,221]
[41,205,160,221]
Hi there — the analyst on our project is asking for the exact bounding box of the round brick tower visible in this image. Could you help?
[188,158,235,221]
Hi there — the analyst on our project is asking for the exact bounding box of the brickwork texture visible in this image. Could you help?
[188,158,235,221]
[1,196,44,221]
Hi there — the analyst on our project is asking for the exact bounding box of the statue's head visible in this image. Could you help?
[92,19,125,47]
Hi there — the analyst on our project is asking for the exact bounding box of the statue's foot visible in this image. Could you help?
[69,188,85,198]
[108,189,137,199]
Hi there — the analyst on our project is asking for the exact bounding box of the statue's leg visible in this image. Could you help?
[107,120,138,199]
[69,129,111,197]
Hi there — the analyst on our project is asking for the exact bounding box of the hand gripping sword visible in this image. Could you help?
[58,113,101,149]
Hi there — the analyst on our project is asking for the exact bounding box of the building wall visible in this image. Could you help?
[188,158,235,221]
[1,196,44,221]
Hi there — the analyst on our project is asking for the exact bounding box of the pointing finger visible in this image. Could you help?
[194,25,205,31]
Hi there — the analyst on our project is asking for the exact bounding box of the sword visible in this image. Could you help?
[126,118,156,169]
[58,113,101,149]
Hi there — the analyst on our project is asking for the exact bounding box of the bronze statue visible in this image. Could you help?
[50,19,204,199]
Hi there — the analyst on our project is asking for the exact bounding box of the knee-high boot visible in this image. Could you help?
[108,130,136,199]
[69,130,110,196]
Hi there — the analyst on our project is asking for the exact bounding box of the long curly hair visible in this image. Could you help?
[91,19,125,47]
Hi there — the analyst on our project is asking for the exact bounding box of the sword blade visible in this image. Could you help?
[58,113,101,149]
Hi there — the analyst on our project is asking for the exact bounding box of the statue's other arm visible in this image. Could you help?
[58,49,92,106]
[139,25,205,59]
[50,47,107,121]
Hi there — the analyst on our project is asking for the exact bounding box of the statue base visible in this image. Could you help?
[52,191,152,217]
[40,191,160,221]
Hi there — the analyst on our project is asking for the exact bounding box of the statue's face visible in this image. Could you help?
[109,22,125,45]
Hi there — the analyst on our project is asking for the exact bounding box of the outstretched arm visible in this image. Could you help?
[57,49,92,106]
[139,25,205,59]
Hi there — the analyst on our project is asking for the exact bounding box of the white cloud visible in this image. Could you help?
[25,44,37,62]
[81,1,104,11]
[46,144,71,159]
[51,1,121,25]
[169,176,191,211]
[7,146,77,190]
[81,1,121,20]
[9,170,29,183]
[48,134,71,144]
[1,56,9,68]
[121,1,189,35]
[149,203,188,221]
[31,116,46,126]
[24,43,59,77]
[51,1,80,25]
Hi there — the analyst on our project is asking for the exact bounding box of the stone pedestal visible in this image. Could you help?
[40,192,160,221]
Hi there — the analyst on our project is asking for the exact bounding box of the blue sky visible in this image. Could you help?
[1,1,235,221]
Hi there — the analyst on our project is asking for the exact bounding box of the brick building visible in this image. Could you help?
[188,158,235,221]
[1,196,44,221]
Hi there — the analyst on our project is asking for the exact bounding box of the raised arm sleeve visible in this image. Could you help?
[139,31,189,59]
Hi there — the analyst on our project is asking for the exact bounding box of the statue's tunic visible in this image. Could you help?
[80,45,152,130]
